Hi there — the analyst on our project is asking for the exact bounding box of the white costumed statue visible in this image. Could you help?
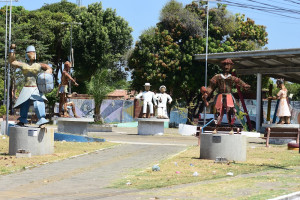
[155,85,172,119]
[135,83,156,118]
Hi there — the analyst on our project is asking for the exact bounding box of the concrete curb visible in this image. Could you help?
[268,191,300,200]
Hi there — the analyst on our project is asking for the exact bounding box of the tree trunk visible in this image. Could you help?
[186,107,194,125]
[94,102,104,124]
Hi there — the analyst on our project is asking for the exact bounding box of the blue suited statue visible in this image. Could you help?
[9,44,53,127]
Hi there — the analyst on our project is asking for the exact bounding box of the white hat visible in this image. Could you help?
[144,83,151,86]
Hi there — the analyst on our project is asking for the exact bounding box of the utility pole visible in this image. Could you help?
[76,0,81,7]
[1,0,18,107]
[200,0,220,126]
[61,21,82,94]
[5,0,13,136]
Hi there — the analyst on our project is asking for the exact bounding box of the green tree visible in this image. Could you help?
[0,2,133,114]
[284,82,300,101]
[87,69,126,122]
[45,87,59,117]
[71,2,133,93]
[128,0,268,123]
[38,0,81,85]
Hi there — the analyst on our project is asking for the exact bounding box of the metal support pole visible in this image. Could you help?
[4,3,8,105]
[203,1,209,126]
[61,21,81,95]
[69,23,73,94]
[5,0,12,135]
[256,73,262,132]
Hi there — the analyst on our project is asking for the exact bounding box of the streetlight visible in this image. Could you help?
[3,0,18,136]
[200,0,220,126]
[1,0,18,107]
[61,21,82,93]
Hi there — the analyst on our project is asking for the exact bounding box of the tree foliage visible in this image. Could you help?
[71,2,133,92]
[86,69,126,122]
[0,2,132,109]
[282,82,300,101]
[128,0,268,122]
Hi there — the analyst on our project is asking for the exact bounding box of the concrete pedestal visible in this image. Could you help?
[57,118,94,135]
[137,118,169,135]
[9,127,54,156]
[88,124,113,132]
[200,133,247,161]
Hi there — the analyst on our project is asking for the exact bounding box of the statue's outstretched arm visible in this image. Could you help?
[8,44,23,68]
[40,63,53,74]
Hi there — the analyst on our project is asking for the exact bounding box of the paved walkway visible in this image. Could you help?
[0,128,195,200]
[0,127,298,200]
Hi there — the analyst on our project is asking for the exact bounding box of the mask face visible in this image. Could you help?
[222,64,232,73]
[26,51,36,61]
[160,87,166,93]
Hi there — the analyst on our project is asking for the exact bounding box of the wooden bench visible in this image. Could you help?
[261,124,300,147]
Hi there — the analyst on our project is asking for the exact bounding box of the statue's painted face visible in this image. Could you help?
[222,63,233,73]
[145,86,150,91]
[27,51,36,61]
[277,83,283,89]
[160,87,166,93]
[64,62,71,71]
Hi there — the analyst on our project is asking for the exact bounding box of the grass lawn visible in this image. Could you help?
[111,142,300,193]
[0,136,118,175]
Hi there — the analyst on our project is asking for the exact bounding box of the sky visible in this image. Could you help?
[2,0,300,50]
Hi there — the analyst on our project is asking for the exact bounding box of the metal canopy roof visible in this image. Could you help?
[194,48,300,83]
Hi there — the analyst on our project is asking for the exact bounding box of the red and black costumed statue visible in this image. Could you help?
[202,58,250,134]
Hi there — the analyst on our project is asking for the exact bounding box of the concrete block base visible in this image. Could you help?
[269,138,295,145]
[57,118,94,135]
[88,124,113,132]
[200,133,247,161]
[178,124,197,136]
[16,152,32,158]
[9,127,54,156]
[137,118,169,135]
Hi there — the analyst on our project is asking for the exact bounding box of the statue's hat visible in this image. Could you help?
[26,45,36,52]
[221,58,234,65]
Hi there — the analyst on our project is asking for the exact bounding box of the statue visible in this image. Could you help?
[8,44,53,127]
[135,83,156,118]
[269,78,291,124]
[62,93,80,118]
[202,58,250,134]
[155,85,172,119]
[58,61,79,117]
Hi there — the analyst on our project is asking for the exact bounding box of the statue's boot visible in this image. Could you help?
[285,116,291,124]
[36,118,49,126]
[34,100,49,127]
[229,129,234,135]
[278,117,285,124]
[142,113,146,118]
[212,129,218,134]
